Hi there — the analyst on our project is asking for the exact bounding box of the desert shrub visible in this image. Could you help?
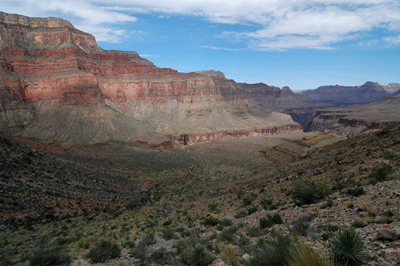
[346,187,365,197]
[149,247,174,265]
[367,165,393,184]
[131,233,155,260]
[260,195,278,210]
[290,216,312,236]
[219,218,233,226]
[330,228,368,266]
[208,203,219,212]
[29,247,71,266]
[246,226,265,237]
[189,244,214,266]
[290,179,331,205]
[162,228,176,240]
[288,243,334,266]
[224,246,240,266]
[350,219,366,228]
[242,196,253,206]
[246,235,293,266]
[220,226,239,243]
[201,216,219,227]
[234,210,247,219]
[246,206,258,215]
[85,240,121,263]
[259,213,283,229]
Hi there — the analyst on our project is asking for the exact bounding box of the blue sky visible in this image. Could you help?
[1,0,400,91]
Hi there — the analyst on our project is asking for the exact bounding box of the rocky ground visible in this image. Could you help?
[0,126,399,265]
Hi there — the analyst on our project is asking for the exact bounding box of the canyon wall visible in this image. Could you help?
[0,12,301,146]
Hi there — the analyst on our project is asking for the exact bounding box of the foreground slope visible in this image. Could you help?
[0,12,300,147]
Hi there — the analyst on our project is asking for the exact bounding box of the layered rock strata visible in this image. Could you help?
[0,12,300,146]
[304,95,400,137]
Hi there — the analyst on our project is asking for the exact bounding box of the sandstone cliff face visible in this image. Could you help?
[0,12,301,146]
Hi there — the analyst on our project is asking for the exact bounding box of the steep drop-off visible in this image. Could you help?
[239,82,329,129]
[0,12,301,146]
[304,94,400,137]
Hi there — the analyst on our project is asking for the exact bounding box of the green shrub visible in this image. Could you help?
[234,210,247,219]
[290,216,312,236]
[246,226,265,237]
[29,247,71,266]
[220,226,239,243]
[162,228,176,240]
[201,216,219,227]
[260,196,278,210]
[259,213,283,229]
[149,247,174,265]
[246,235,293,266]
[219,218,233,226]
[246,206,258,215]
[290,179,331,205]
[368,165,393,184]
[131,233,155,260]
[288,243,333,266]
[346,187,365,197]
[242,196,253,206]
[189,244,214,266]
[85,240,121,263]
[330,229,368,266]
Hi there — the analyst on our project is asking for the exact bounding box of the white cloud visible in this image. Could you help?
[1,0,400,49]
[384,35,400,43]
[200,45,240,51]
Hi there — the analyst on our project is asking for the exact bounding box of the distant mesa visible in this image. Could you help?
[0,12,301,147]
[300,81,398,107]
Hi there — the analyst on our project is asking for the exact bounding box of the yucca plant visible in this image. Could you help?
[189,243,214,266]
[288,243,334,266]
[330,229,368,266]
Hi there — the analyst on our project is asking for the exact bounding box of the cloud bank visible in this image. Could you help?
[1,0,399,49]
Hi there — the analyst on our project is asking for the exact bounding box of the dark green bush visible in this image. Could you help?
[131,233,155,260]
[149,247,174,265]
[290,179,331,205]
[219,218,233,226]
[246,235,293,266]
[368,165,393,184]
[234,210,247,219]
[189,244,214,266]
[260,196,278,210]
[220,226,239,243]
[85,240,121,263]
[346,187,365,197]
[162,228,176,240]
[330,229,368,266]
[259,213,283,229]
[242,196,253,206]
[201,216,219,227]
[29,247,71,266]
[246,206,258,215]
[290,216,312,236]
[246,226,265,237]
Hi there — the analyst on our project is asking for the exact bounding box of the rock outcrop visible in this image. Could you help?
[304,94,400,137]
[0,12,301,147]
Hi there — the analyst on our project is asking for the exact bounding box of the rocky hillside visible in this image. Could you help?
[239,82,329,128]
[301,81,398,107]
[0,12,300,147]
[304,94,400,137]
[1,121,399,266]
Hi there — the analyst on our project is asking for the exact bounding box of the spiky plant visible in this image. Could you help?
[223,246,240,266]
[246,235,293,266]
[189,243,214,266]
[330,229,368,266]
[288,243,334,266]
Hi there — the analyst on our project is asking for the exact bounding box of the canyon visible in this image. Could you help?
[0,12,300,148]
